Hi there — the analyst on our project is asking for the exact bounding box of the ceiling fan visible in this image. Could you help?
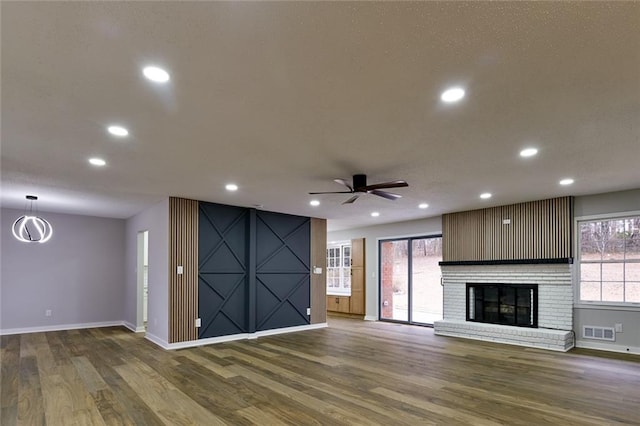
[309,174,409,204]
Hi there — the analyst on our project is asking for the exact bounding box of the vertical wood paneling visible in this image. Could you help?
[310,218,327,324]
[169,197,199,343]
[442,197,573,262]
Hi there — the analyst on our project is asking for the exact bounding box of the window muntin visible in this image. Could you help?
[578,216,640,304]
[327,243,351,295]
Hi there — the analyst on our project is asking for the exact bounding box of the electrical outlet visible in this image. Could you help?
[45,309,52,317]
[177,265,184,275]
[615,323,623,333]
[195,318,201,328]
[306,307,311,315]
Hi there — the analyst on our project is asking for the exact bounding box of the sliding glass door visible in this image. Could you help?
[379,236,442,325]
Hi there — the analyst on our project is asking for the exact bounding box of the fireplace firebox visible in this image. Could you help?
[467,283,538,328]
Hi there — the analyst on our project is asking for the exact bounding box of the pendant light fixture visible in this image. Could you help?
[12,195,53,243]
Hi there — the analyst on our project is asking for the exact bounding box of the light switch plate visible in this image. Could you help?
[313,267,322,274]
[195,318,201,328]
[177,265,184,275]
[306,308,311,315]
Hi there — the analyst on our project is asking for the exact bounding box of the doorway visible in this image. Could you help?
[137,230,149,330]
[379,235,442,325]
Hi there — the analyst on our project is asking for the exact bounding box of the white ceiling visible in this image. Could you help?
[2,2,639,231]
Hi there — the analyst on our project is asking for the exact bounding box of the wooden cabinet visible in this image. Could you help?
[327,238,366,316]
[351,238,364,268]
[349,267,365,315]
[349,238,365,315]
[327,296,351,313]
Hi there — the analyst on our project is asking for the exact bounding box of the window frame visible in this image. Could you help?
[575,211,640,310]
[326,242,352,296]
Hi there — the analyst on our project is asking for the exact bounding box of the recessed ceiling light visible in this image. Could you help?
[143,66,170,83]
[559,178,574,186]
[310,200,320,206]
[371,212,380,217]
[225,183,238,191]
[441,87,465,103]
[480,193,492,199]
[89,158,106,167]
[107,125,129,137]
[520,147,538,157]
[419,203,429,209]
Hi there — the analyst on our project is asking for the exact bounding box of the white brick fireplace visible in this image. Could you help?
[434,263,575,351]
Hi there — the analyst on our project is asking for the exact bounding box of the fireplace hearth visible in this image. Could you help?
[467,283,538,328]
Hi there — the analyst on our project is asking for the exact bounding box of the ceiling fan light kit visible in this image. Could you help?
[309,174,408,204]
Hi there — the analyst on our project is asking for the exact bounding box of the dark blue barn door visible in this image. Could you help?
[255,211,310,331]
[198,203,249,338]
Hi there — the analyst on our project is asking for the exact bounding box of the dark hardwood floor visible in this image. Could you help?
[2,316,639,425]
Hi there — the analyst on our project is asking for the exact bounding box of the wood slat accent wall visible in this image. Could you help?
[443,197,572,262]
[310,218,327,324]
[169,197,199,343]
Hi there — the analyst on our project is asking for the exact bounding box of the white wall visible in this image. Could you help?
[124,198,169,342]
[1,208,126,333]
[573,189,640,353]
[328,216,442,319]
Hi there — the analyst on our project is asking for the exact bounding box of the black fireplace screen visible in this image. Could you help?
[467,283,538,328]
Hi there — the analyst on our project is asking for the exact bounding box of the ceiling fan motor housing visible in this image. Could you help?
[353,174,367,191]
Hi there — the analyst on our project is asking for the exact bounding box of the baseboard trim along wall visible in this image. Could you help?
[364,315,377,321]
[123,321,146,333]
[576,340,640,355]
[147,322,329,350]
[0,321,124,336]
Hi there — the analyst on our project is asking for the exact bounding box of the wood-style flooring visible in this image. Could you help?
[2,316,640,425]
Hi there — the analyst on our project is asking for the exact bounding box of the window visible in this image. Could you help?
[578,215,640,304]
[327,243,351,295]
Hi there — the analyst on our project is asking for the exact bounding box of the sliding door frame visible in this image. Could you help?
[378,234,442,326]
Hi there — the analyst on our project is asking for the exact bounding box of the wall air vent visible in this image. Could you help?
[583,326,615,341]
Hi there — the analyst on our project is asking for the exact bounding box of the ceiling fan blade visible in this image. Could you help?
[370,190,402,201]
[308,191,354,195]
[342,195,360,204]
[361,180,409,191]
[334,178,353,191]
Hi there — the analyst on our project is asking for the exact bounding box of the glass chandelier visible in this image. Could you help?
[12,195,53,243]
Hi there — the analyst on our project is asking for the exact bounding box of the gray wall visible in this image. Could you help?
[574,189,640,353]
[124,198,169,342]
[1,208,126,331]
[328,216,442,319]
[574,188,640,217]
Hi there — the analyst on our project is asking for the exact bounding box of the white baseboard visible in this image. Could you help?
[145,332,170,349]
[0,321,124,336]
[146,322,329,350]
[254,322,327,338]
[575,340,640,355]
[364,315,377,321]
[122,321,145,333]
[166,333,250,349]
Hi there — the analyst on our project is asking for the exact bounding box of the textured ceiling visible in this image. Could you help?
[2,2,639,231]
